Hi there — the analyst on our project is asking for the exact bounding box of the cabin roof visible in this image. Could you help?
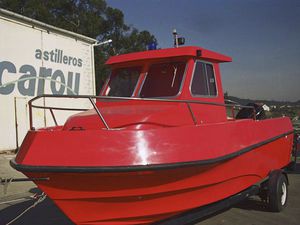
[106,46,232,65]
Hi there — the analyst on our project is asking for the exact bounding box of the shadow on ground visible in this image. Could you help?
[0,188,74,225]
[286,162,300,174]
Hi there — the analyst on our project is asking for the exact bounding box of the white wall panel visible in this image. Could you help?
[0,13,95,151]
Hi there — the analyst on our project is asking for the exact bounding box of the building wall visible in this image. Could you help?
[0,12,96,151]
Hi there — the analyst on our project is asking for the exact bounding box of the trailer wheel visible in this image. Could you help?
[268,173,288,212]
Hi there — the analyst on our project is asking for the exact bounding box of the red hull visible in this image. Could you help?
[12,118,293,224]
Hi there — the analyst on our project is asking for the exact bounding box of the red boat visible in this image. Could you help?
[11,40,294,224]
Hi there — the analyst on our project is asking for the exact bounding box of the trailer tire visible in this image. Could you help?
[268,172,288,212]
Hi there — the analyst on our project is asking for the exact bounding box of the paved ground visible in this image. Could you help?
[0,153,299,225]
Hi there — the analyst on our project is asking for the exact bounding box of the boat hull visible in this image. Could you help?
[25,168,259,225]
[12,128,293,224]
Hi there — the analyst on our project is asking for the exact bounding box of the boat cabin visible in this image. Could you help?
[97,46,232,126]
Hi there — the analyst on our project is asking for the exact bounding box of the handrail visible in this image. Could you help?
[28,94,255,130]
[88,97,110,130]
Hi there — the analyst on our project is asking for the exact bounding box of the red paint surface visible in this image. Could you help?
[16,117,293,167]
[25,133,292,224]
[106,46,232,65]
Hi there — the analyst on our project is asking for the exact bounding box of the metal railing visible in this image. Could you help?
[28,94,256,130]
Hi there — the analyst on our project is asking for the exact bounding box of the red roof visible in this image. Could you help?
[106,46,232,65]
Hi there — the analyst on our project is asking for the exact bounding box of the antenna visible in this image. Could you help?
[173,29,178,47]
[172,29,185,48]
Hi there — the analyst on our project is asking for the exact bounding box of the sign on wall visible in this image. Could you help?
[0,14,95,151]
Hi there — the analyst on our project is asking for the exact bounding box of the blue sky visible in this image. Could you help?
[107,0,300,102]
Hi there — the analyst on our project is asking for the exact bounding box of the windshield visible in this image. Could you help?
[105,67,141,97]
[140,62,186,98]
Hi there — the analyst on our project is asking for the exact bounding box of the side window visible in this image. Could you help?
[191,62,208,95]
[191,62,217,96]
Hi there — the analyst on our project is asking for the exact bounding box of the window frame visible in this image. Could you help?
[189,60,218,98]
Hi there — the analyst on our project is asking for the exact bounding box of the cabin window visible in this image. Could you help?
[106,67,141,97]
[191,62,217,96]
[140,62,186,98]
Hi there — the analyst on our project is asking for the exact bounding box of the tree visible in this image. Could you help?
[0,0,157,92]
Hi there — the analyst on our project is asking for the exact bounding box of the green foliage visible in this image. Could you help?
[0,0,157,93]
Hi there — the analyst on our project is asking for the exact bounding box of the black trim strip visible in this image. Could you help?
[154,185,260,225]
[10,130,294,173]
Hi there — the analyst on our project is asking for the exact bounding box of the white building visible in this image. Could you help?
[0,8,97,152]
